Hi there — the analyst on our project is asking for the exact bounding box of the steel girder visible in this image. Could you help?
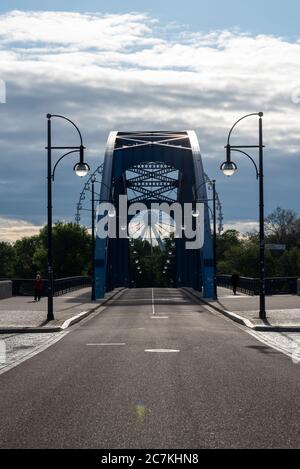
[94,131,214,299]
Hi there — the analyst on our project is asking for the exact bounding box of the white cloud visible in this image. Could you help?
[0,217,42,243]
[0,10,299,232]
[1,10,300,142]
[224,220,259,235]
[0,10,156,50]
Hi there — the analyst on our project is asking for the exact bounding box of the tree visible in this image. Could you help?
[13,235,41,278]
[0,242,16,278]
[265,207,300,247]
[129,238,174,287]
[34,222,92,278]
[217,230,277,277]
[276,248,300,277]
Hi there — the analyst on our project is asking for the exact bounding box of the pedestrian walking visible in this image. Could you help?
[231,273,240,295]
[34,274,43,301]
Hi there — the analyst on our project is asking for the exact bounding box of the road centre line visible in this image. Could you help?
[111,298,185,302]
[151,316,169,319]
[151,288,155,316]
[145,349,180,353]
[86,343,126,346]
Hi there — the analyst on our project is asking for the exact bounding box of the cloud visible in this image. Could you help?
[223,220,259,235]
[0,217,42,243]
[0,10,299,242]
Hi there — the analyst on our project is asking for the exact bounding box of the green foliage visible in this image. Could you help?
[276,248,300,277]
[1,207,300,281]
[35,222,92,278]
[14,235,41,278]
[1,222,92,279]
[129,238,175,287]
[0,242,16,277]
[217,206,300,278]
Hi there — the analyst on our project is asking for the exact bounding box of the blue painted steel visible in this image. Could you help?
[95,131,214,299]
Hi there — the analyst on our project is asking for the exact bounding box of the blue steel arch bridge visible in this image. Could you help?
[75,131,224,299]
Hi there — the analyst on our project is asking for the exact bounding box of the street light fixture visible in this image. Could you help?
[221,112,266,320]
[74,162,90,177]
[46,113,89,321]
[220,161,237,177]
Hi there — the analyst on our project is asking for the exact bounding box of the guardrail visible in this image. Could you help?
[217,275,298,296]
[11,276,91,297]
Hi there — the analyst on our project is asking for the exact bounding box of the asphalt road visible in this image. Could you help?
[0,288,299,449]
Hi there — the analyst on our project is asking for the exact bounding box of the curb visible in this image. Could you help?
[0,288,126,334]
[181,288,300,333]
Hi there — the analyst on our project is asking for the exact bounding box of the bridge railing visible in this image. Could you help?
[217,275,298,296]
[11,276,91,297]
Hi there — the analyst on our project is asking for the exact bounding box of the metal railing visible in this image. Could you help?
[217,275,298,296]
[11,276,91,297]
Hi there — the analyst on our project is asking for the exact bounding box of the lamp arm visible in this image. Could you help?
[47,114,83,146]
[52,149,80,181]
[227,112,261,146]
[193,199,213,217]
[231,148,259,179]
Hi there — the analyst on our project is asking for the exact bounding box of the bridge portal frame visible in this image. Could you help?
[94,131,214,299]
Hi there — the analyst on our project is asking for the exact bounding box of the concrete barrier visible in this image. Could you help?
[298,279,300,296]
[0,281,12,299]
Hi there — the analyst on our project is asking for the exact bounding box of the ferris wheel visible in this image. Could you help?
[75,163,224,237]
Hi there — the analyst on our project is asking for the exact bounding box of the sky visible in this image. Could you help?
[0,1,300,241]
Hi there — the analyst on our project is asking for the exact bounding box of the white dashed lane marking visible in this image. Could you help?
[151,317,169,319]
[151,288,155,316]
[145,349,180,353]
[86,343,126,346]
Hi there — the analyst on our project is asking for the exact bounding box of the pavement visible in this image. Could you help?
[0,287,124,332]
[184,287,300,331]
[0,287,300,449]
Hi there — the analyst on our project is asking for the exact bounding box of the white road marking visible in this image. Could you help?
[86,343,126,346]
[61,311,89,329]
[245,330,300,362]
[111,298,186,302]
[145,349,180,353]
[202,302,300,362]
[151,316,169,319]
[0,331,69,376]
[151,288,155,316]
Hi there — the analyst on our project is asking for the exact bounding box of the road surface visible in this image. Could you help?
[0,288,299,449]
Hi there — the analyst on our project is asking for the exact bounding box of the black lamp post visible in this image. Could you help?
[220,112,266,320]
[91,175,96,301]
[46,113,90,321]
[212,180,217,300]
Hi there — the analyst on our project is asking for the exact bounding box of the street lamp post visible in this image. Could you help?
[220,112,266,320]
[46,114,90,321]
[91,175,96,301]
[212,180,217,300]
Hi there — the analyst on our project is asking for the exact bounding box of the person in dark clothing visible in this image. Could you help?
[34,274,43,301]
[231,273,240,295]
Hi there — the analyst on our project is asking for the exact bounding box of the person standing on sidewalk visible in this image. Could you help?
[231,273,240,295]
[34,274,43,301]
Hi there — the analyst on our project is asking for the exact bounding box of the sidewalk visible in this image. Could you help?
[0,287,124,333]
[184,287,300,331]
